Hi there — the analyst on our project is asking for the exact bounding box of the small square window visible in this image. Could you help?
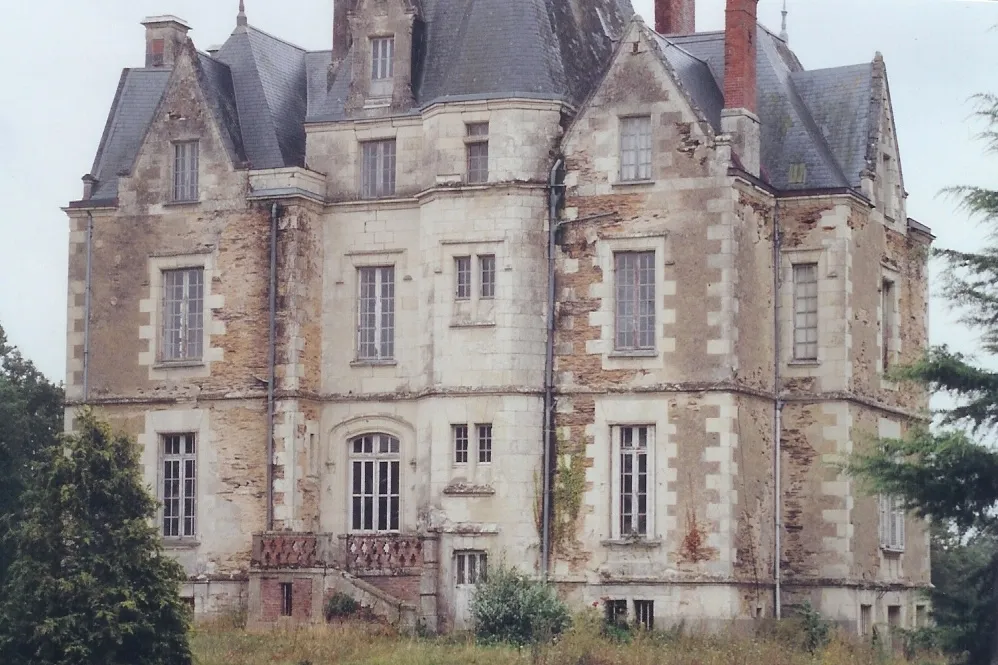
[453,425,469,464]
[605,599,628,627]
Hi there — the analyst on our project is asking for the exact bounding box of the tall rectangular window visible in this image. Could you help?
[860,604,873,636]
[455,257,472,300]
[615,251,655,351]
[173,141,199,202]
[371,37,394,80]
[882,279,896,370]
[617,425,651,538]
[357,266,395,361]
[634,600,654,630]
[620,116,652,181]
[453,425,469,464]
[879,494,906,552]
[479,254,496,299]
[162,433,196,538]
[477,424,492,464]
[466,123,489,184]
[350,434,400,532]
[161,268,204,362]
[793,263,819,360]
[280,583,293,617]
[361,140,396,198]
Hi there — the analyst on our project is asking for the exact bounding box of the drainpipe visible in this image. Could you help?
[773,198,783,619]
[82,211,94,402]
[267,202,279,532]
[542,158,564,580]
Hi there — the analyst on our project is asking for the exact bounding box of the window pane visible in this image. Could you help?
[792,264,819,360]
[477,424,492,464]
[467,142,489,183]
[357,266,395,360]
[455,257,471,300]
[173,142,199,201]
[454,425,469,464]
[361,140,396,198]
[479,255,496,299]
[615,252,655,350]
[620,117,652,181]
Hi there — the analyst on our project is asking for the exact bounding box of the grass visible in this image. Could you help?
[191,614,946,665]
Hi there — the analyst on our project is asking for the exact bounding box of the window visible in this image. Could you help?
[480,255,496,299]
[615,425,652,538]
[860,604,873,636]
[466,123,489,184]
[793,263,819,360]
[887,605,902,646]
[880,494,906,552]
[882,154,896,220]
[173,141,199,202]
[915,605,927,628]
[162,433,196,538]
[634,600,654,630]
[455,257,472,300]
[361,140,396,198]
[477,424,492,464]
[357,266,395,361]
[161,267,204,362]
[605,599,628,627]
[882,279,896,370]
[614,251,656,351]
[350,433,401,532]
[620,116,652,181]
[280,583,293,617]
[371,37,394,80]
[453,425,469,464]
[455,551,487,585]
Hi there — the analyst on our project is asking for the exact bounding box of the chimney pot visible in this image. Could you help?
[655,0,695,35]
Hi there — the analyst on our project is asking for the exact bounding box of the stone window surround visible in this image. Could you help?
[138,408,210,549]
[591,233,673,371]
[618,115,653,183]
[878,262,901,385]
[348,432,402,533]
[139,251,224,381]
[780,246,827,370]
[345,249,407,367]
[610,424,655,540]
[439,402,499,487]
[441,239,503,328]
[450,422,493,469]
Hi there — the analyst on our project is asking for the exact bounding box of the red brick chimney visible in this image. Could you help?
[721,0,761,176]
[655,0,695,35]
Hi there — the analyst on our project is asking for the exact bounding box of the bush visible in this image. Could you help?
[470,564,571,645]
[324,592,360,621]
[796,602,833,653]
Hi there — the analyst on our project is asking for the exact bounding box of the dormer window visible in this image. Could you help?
[371,36,395,80]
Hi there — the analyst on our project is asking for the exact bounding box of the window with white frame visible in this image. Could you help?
[613,425,653,538]
[173,141,199,202]
[162,433,196,538]
[792,263,819,361]
[882,278,896,370]
[466,122,489,184]
[161,267,204,362]
[371,36,394,80]
[453,254,496,305]
[620,116,652,181]
[477,424,492,464]
[455,257,472,300]
[453,424,469,464]
[455,551,487,585]
[879,494,905,552]
[479,254,496,299]
[452,423,493,466]
[614,251,656,351]
[361,139,396,198]
[357,266,395,361]
[350,433,401,532]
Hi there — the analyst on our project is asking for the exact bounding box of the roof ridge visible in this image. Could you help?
[655,34,711,69]
[245,24,307,52]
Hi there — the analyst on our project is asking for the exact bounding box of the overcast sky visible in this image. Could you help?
[0,0,994,382]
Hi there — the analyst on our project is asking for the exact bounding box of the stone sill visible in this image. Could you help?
[608,350,658,359]
[881,547,905,556]
[163,199,200,207]
[788,359,820,367]
[350,359,398,368]
[601,538,662,549]
[612,179,655,188]
[154,360,206,370]
[163,539,200,550]
[450,321,496,329]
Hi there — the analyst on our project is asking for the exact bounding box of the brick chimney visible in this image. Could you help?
[141,16,191,69]
[721,0,761,176]
[655,0,695,35]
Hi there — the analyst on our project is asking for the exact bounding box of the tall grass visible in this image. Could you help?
[190,614,945,665]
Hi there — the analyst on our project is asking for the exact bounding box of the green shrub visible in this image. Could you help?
[324,592,360,621]
[796,602,833,653]
[470,563,571,645]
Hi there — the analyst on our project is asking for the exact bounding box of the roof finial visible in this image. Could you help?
[780,0,789,43]
[237,0,248,27]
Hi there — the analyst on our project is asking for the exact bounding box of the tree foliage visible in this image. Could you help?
[849,93,998,665]
[0,409,192,665]
[0,324,63,579]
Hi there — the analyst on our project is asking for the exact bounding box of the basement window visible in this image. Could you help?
[280,582,293,617]
[604,599,628,627]
[634,600,654,630]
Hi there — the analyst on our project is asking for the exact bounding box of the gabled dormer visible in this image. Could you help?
[341,0,422,116]
[867,53,907,228]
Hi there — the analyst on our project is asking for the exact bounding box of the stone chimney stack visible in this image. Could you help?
[655,0,695,35]
[141,15,191,69]
[332,0,355,64]
[721,0,761,176]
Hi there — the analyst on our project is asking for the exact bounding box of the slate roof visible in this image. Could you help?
[84,3,881,201]
[659,26,875,191]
